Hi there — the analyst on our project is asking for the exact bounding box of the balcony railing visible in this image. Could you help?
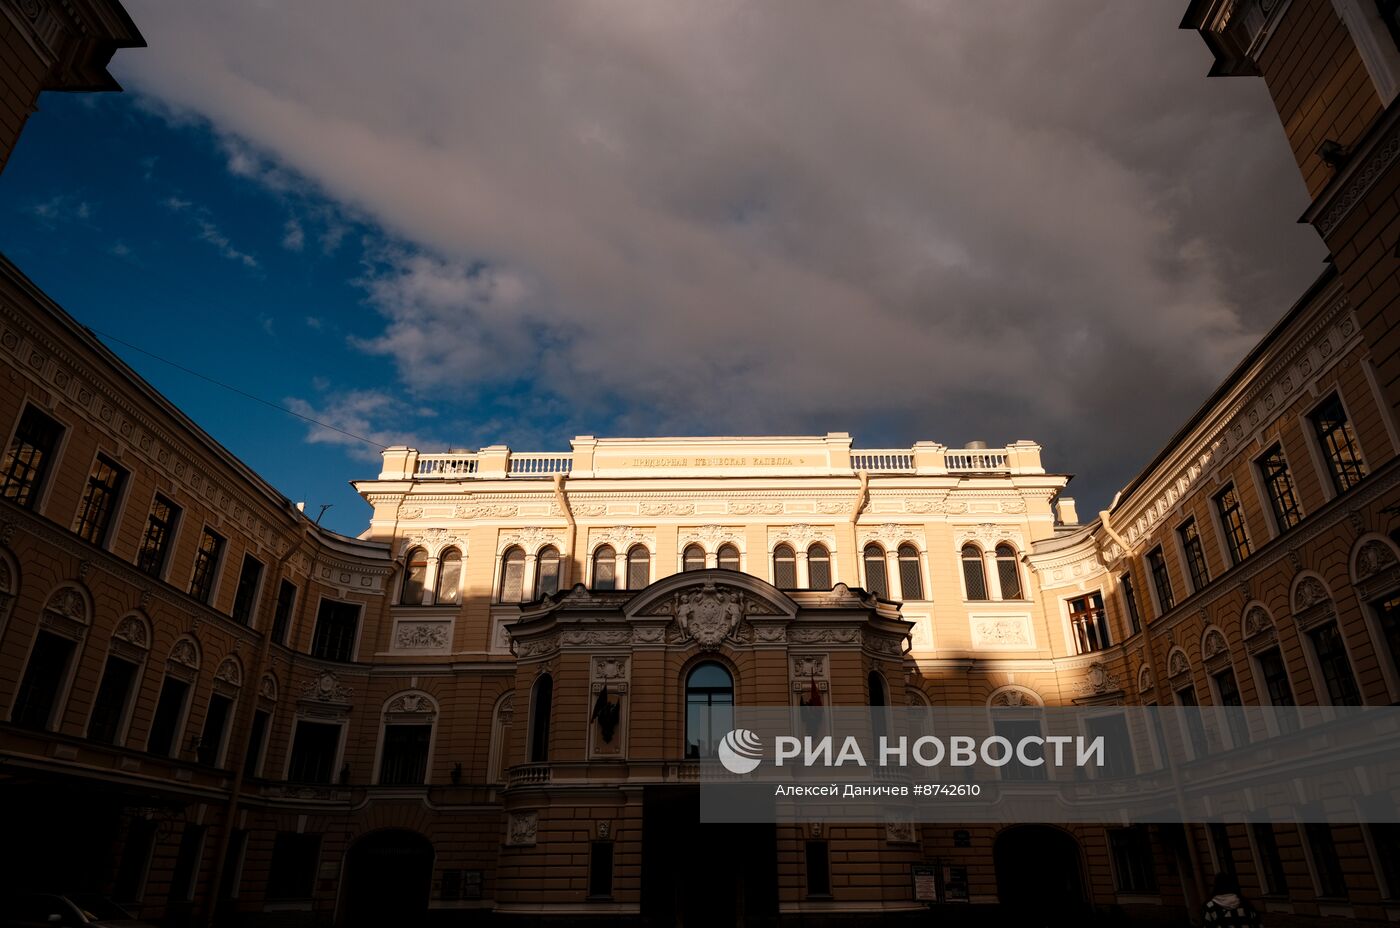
[506,763,552,787]
[945,450,1009,472]
[507,453,573,477]
[850,450,914,472]
[412,445,1018,478]
[415,454,479,478]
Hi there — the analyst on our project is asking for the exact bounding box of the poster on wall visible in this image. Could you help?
[912,863,939,902]
[942,865,969,903]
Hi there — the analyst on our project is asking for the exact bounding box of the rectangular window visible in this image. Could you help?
[588,841,614,898]
[1256,646,1298,733]
[88,655,139,745]
[1310,623,1361,706]
[1373,594,1400,683]
[1146,547,1174,614]
[1252,823,1288,897]
[135,494,180,577]
[805,840,831,897]
[1209,823,1236,878]
[244,709,270,778]
[271,580,297,645]
[1212,667,1250,746]
[219,829,248,900]
[1178,519,1210,591]
[230,554,263,625]
[0,405,63,509]
[266,833,321,900]
[1371,822,1400,900]
[197,693,233,767]
[146,676,190,757]
[1258,445,1302,531]
[112,819,158,904]
[1121,572,1142,635]
[11,631,75,730]
[1214,484,1251,565]
[189,528,225,604]
[1175,685,1208,756]
[1304,822,1348,898]
[1311,393,1367,494]
[1069,591,1110,654]
[379,724,431,785]
[310,599,360,662]
[1085,714,1135,778]
[1109,826,1157,893]
[168,823,206,901]
[75,453,126,546]
[288,720,341,784]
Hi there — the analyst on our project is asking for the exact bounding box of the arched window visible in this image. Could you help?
[499,547,525,602]
[627,545,650,590]
[773,544,797,589]
[401,547,428,605]
[683,544,706,572]
[717,544,740,572]
[807,544,831,591]
[685,663,734,759]
[435,548,462,605]
[996,544,1022,600]
[863,544,888,599]
[528,673,552,763]
[962,544,988,601]
[592,546,616,591]
[535,546,561,598]
[898,544,923,600]
[868,670,888,743]
[867,671,887,706]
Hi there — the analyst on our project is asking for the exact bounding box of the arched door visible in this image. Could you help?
[993,825,1087,927]
[340,829,434,928]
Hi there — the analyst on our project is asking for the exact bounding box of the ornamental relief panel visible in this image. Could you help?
[678,524,744,551]
[858,523,924,549]
[398,526,470,556]
[496,527,563,555]
[953,524,1025,550]
[768,523,836,550]
[394,621,451,651]
[588,526,655,551]
[969,614,1034,650]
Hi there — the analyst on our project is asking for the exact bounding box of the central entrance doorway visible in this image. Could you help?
[339,829,434,928]
[642,787,777,926]
[993,825,1088,927]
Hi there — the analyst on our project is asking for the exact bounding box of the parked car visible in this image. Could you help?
[0,893,157,928]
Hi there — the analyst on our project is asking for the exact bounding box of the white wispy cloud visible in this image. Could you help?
[161,194,258,268]
[120,0,1328,502]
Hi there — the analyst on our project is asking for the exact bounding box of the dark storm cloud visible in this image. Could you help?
[118,0,1326,507]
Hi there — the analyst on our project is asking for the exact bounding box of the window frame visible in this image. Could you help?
[772,543,797,590]
[1145,546,1174,615]
[0,401,68,513]
[1255,443,1303,535]
[135,492,181,580]
[1176,518,1210,593]
[1307,391,1368,498]
[899,543,925,600]
[435,547,463,605]
[1213,483,1252,567]
[590,545,616,591]
[807,543,831,591]
[309,596,362,663]
[961,544,988,601]
[229,552,265,626]
[73,450,128,548]
[499,546,526,602]
[188,526,226,606]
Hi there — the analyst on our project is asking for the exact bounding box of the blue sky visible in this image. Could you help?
[0,2,1330,537]
[0,94,523,535]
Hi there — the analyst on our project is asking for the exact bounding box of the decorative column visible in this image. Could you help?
[423,555,440,605]
[522,553,538,603]
[796,548,810,590]
[984,548,1003,601]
